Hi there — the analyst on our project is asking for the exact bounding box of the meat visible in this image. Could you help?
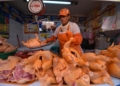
[88,59,114,86]
[8,64,36,83]
[107,61,120,78]
[0,56,21,82]
[89,70,114,86]
[53,56,71,86]
[0,56,21,72]
[36,69,57,86]
[98,44,120,79]
[82,53,108,62]
[0,37,17,53]
[62,37,88,66]
[64,67,90,86]
[89,60,106,71]
[22,34,45,48]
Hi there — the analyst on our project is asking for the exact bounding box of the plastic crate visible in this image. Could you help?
[0,49,17,60]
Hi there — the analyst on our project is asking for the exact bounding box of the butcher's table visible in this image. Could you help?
[0,77,120,86]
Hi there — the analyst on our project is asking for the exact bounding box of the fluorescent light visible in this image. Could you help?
[26,0,71,5]
[43,1,71,5]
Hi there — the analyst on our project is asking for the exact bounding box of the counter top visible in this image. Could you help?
[0,77,120,86]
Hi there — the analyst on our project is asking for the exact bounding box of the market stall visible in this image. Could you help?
[0,0,120,86]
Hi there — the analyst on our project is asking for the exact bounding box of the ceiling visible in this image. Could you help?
[5,0,103,17]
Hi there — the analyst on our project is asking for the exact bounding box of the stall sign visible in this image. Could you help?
[0,14,9,39]
[24,22,39,34]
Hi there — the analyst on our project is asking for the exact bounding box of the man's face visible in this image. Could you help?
[59,15,70,25]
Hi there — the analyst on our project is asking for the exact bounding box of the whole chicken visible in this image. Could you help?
[36,69,57,86]
[89,70,114,86]
[64,67,91,86]
[0,39,16,53]
[62,37,88,66]
[22,34,42,48]
[89,60,106,71]
[107,61,120,78]
[53,56,71,86]
[82,53,108,62]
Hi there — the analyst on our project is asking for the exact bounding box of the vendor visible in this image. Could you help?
[42,8,83,55]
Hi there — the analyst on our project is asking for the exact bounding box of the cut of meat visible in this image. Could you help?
[8,64,36,83]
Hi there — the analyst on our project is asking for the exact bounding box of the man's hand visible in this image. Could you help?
[66,31,73,37]
[41,40,47,45]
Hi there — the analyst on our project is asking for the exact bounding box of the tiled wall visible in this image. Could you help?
[116,3,120,29]
[7,19,23,47]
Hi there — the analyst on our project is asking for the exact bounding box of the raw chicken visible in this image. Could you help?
[0,36,7,42]
[36,69,57,86]
[53,56,71,86]
[89,70,114,86]
[89,60,106,71]
[22,34,44,48]
[64,67,91,86]
[0,56,21,82]
[82,53,108,62]
[8,63,36,83]
[107,61,120,78]
[0,39,16,53]
[62,37,88,66]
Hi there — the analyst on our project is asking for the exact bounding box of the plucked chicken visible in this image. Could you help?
[22,34,46,48]
[64,67,91,86]
[0,36,17,53]
[0,56,21,82]
[53,56,71,86]
[62,37,88,66]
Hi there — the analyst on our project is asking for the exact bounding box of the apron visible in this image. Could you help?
[58,25,82,55]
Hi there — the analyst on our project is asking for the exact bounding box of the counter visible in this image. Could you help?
[0,77,120,86]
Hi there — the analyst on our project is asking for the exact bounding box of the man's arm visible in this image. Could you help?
[70,23,83,45]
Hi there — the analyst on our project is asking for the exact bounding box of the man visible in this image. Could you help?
[42,8,83,55]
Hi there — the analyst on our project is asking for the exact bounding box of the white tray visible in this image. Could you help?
[0,77,120,86]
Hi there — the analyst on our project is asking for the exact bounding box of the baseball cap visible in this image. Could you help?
[58,8,70,16]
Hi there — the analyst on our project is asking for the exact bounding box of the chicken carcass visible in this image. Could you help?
[53,56,71,86]
[0,40,16,53]
[107,43,120,59]
[36,68,57,86]
[22,34,42,48]
[89,60,106,71]
[82,53,108,62]
[4,43,17,53]
[0,36,7,42]
[0,56,21,82]
[64,67,91,86]
[89,70,114,86]
[107,61,120,78]
[62,37,88,66]
[8,62,36,84]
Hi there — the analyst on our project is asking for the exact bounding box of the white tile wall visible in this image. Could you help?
[116,3,120,29]
[7,19,23,47]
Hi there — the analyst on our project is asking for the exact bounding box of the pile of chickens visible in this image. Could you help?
[22,34,46,48]
[0,37,120,86]
[0,36,17,53]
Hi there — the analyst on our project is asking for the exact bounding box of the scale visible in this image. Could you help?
[28,0,44,14]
